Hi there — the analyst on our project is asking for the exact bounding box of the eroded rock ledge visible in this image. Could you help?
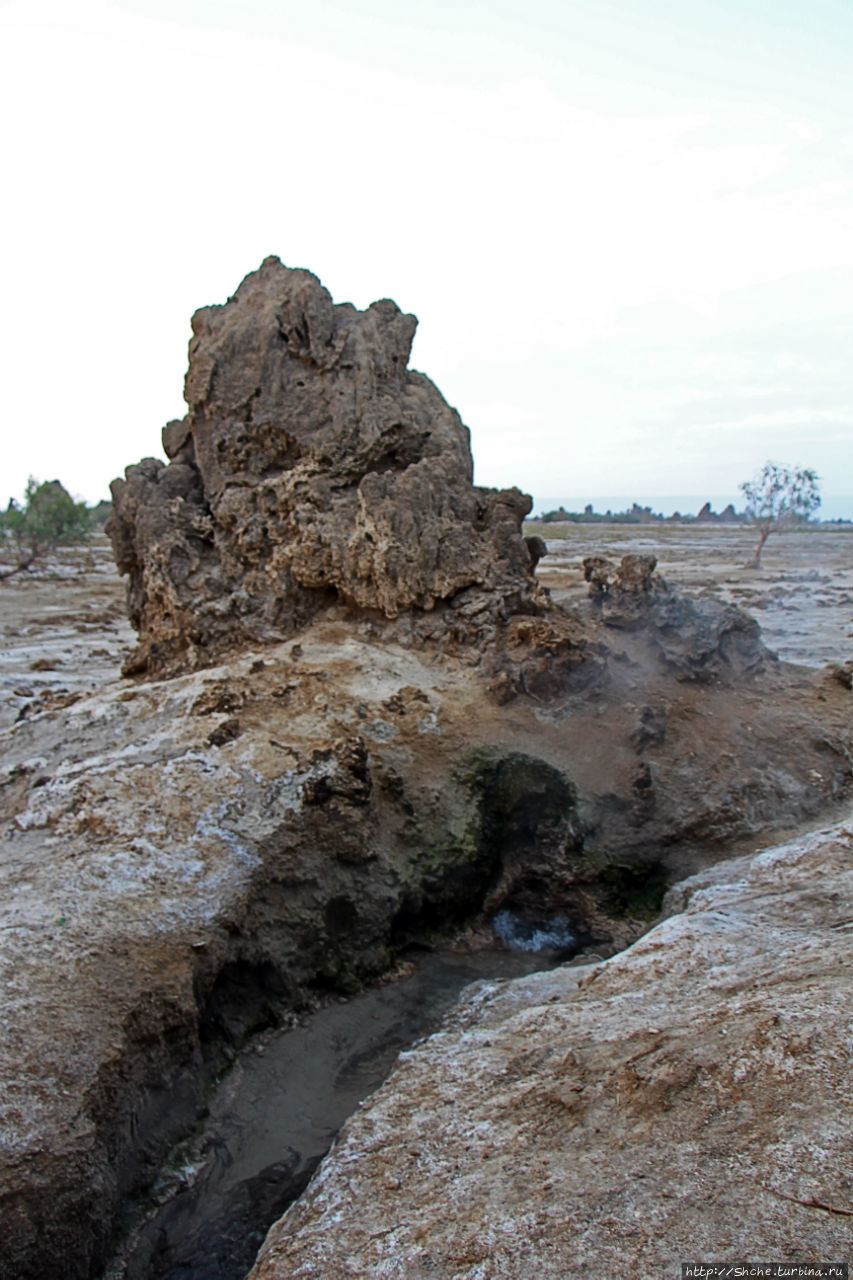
[1,618,850,1280]
[249,819,853,1279]
[107,257,544,676]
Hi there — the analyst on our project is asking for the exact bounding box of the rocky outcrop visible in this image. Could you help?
[1,607,850,1279]
[249,819,853,1280]
[107,258,544,676]
[695,501,741,523]
[479,552,766,703]
[107,261,771,698]
[583,553,764,681]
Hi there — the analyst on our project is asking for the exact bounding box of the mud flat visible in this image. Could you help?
[0,539,133,732]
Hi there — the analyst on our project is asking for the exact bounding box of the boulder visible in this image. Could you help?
[107,258,544,676]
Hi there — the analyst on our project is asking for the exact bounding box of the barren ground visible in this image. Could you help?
[0,539,133,733]
[1,528,850,719]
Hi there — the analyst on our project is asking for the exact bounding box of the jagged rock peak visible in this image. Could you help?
[108,258,545,675]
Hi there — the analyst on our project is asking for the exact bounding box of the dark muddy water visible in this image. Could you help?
[104,943,571,1280]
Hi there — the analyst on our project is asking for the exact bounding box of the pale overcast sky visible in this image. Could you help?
[2,0,851,515]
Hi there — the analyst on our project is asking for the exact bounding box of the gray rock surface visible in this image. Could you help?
[249,819,853,1280]
[582,552,764,681]
[1,605,850,1280]
[107,258,543,676]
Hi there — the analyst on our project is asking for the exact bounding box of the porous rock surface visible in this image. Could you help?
[582,552,765,681]
[250,820,853,1280]
[107,257,543,676]
[1,604,850,1280]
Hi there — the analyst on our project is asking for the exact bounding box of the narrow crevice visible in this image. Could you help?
[98,750,672,1280]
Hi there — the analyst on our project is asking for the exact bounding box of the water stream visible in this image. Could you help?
[105,940,576,1280]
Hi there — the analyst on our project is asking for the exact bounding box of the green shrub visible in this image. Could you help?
[0,478,91,578]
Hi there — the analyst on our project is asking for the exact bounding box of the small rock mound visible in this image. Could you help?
[108,258,545,675]
[583,553,765,681]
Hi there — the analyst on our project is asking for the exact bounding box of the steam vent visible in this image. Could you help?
[108,257,545,675]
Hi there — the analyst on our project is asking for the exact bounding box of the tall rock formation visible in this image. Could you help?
[108,258,543,675]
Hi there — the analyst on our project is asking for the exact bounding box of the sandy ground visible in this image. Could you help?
[0,538,134,732]
[530,524,853,668]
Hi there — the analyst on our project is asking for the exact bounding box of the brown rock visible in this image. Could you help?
[107,258,545,676]
[301,736,372,808]
[524,533,548,569]
[484,612,606,702]
[583,552,658,620]
[206,717,242,747]
[826,658,853,689]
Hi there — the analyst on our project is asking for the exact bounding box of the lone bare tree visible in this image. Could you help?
[739,462,821,568]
